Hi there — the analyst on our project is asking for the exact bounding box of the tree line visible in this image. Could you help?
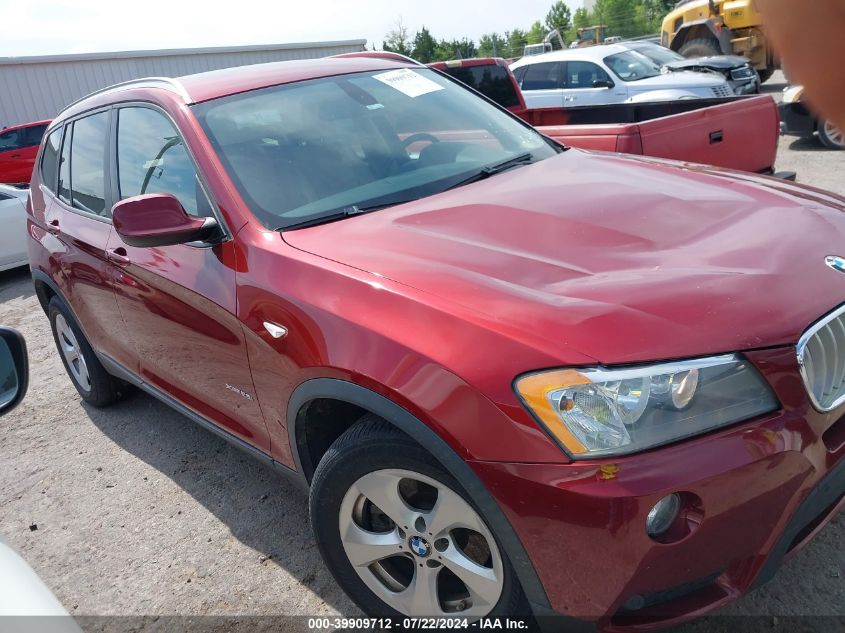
[382,0,678,62]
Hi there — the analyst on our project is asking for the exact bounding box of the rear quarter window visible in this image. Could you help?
[40,128,62,194]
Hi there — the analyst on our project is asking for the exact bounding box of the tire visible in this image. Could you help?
[48,296,125,407]
[678,37,722,59]
[818,119,845,150]
[310,417,528,623]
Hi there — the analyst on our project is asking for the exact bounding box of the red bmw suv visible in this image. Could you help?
[27,56,844,630]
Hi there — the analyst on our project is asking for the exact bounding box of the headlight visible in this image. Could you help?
[515,354,778,458]
[782,85,804,104]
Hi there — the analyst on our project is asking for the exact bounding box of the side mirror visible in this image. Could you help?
[112,193,219,248]
[0,327,28,416]
[593,79,614,89]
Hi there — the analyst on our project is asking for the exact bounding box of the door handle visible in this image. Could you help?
[47,219,61,235]
[106,247,131,267]
[10,154,21,158]
[709,130,724,144]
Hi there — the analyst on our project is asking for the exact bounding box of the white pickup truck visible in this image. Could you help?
[510,43,733,108]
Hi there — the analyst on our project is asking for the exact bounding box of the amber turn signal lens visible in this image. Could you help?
[514,369,591,455]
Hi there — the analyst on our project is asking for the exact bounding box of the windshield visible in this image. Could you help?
[603,51,664,81]
[629,44,685,66]
[192,68,556,230]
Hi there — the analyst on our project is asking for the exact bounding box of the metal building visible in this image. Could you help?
[0,39,366,128]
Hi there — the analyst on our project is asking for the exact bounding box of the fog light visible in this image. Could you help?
[646,493,681,538]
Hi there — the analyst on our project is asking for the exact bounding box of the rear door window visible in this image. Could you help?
[520,62,564,90]
[116,107,211,217]
[58,125,72,204]
[69,112,109,216]
[40,128,62,194]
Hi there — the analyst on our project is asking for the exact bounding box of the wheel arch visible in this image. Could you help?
[286,377,556,617]
[32,269,59,315]
[32,269,100,357]
[670,18,733,54]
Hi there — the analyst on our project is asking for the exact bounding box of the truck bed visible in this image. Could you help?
[520,96,780,174]
[429,58,781,174]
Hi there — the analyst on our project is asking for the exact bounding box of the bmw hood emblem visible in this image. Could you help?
[826,255,845,274]
[409,535,431,557]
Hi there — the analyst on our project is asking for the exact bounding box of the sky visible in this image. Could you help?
[0,0,582,58]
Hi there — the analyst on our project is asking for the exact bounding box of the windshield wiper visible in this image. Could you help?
[444,152,535,191]
[279,154,535,231]
[279,198,420,231]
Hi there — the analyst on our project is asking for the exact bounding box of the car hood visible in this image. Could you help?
[628,71,726,91]
[666,56,749,71]
[283,151,845,365]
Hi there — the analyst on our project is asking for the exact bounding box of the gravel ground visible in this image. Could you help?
[0,72,843,632]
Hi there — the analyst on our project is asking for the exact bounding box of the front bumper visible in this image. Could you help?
[729,76,760,95]
[472,347,844,631]
[778,102,817,137]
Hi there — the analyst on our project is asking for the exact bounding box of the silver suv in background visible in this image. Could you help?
[510,43,734,108]
[620,40,760,95]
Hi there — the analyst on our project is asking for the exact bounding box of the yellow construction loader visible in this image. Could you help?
[661,0,779,82]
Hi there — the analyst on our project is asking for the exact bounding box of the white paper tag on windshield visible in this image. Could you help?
[372,68,444,98]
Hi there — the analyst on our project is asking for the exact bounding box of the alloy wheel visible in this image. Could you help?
[338,469,504,618]
[821,120,845,149]
[55,313,91,391]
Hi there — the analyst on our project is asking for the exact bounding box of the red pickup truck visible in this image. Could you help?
[429,58,783,175]
[0,120,51,184]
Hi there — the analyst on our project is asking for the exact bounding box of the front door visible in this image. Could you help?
[107,104,270,452]
[560,61,627,106]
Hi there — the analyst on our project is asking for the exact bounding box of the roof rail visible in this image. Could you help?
[64,77,193,111]
[332,51,423,65]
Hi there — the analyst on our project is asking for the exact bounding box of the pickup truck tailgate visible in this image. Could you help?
[530,96,780,173]
[635,95,779,173]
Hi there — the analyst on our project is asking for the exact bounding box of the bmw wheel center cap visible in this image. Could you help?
[409,535,431,557]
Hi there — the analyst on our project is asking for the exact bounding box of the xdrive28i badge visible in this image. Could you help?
[825,255,845,273]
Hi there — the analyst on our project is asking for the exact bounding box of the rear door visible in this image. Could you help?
[42,111,136,369]
[516,61,566,108]
[108,104,270,451]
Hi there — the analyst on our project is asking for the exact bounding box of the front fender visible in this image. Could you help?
[285,377,556,618]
